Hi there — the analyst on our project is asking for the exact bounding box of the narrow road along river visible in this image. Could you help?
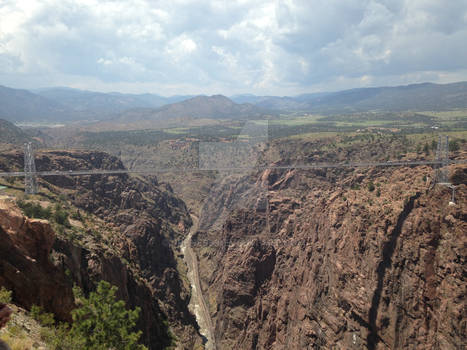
[181,215,217,350]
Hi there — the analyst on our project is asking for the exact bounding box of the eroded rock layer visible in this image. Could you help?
[0,150,202,350]
[193,141,466,349]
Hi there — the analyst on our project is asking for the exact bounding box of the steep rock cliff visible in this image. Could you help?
[0,150,202,349]
[193,141,466,349]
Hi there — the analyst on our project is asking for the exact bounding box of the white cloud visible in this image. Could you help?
[0,0,466,95]
[166,34,197,57]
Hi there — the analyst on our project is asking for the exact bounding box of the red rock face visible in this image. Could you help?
[194,162,467,349]
[0,200,75,322]
[0,150,201,350]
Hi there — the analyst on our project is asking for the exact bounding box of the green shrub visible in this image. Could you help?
[40,323,85,350]
[30,305,55,327]
[423,143,430,155]
[29,281,148,350]
[71,280,147,350]
[56,225,65,236]
[16,200,51,219]
[0,286,12,303]
[449,140,460,152]
[368,182,375,192]
[53,204,70,227]
[70,210,82,220]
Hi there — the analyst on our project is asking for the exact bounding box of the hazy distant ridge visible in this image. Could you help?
[232,82,467,112]
[34,87,193,116]
[112,94,266,123]
[0,85,70,122]
[0,82,466,123]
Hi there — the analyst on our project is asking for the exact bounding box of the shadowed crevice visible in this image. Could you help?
[367,192,421,349]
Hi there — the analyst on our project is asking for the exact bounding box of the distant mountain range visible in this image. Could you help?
[0,82,466,124]
[88,94,267,130]
[0,85,195,123]
[113,95,266,122]
[231,82,467,112]
[33,87,193,116]
[0,85,70,122]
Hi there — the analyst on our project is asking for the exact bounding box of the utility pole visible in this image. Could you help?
[24,142,37,194]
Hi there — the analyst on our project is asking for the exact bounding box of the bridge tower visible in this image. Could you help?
[434,135,456,205]
[24,142,37,194]
[435,135,450,185]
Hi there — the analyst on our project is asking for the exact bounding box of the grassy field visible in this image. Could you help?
[32,110,464,216]
[419,109,467,119]
[44,109,466,159]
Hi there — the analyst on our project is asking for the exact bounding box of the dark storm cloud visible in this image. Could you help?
[0,0,466,94]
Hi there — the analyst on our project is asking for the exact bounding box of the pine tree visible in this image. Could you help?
[71,280,147,350]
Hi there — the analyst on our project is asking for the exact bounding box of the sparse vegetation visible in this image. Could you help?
[2,281,148,350]
[423,143,430,155]
[52,203,70,227]
[0,287,12,304]
[16,200,72,228]
[16,200,51,219]
[449,140,460,151]
[29,305,55,327]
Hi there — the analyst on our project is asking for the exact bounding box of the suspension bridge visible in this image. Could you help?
[0,135,462,199]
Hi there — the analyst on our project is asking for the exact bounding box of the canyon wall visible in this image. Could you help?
[193,141,466,349]
[0,150,203,349]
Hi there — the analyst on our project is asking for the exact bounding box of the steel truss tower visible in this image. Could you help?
[24,142,37,194]
[435,135,450,185]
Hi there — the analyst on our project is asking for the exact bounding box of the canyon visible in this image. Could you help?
[189,139,467,349]
[0,135,466,349]
[0,150,203,349]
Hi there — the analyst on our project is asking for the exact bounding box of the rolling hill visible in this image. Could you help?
[0,119,43,146]
[231,82,467,113]
[0,86,70,122]
[112,94,268,122]
[34,87,193,117]
[0,86,195,123]
[0,119,30,144]
[303,82,467,113]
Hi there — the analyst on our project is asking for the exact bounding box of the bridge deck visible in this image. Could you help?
[0,159,465,178]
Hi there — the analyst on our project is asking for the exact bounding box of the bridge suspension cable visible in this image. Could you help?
[0,137,464,194]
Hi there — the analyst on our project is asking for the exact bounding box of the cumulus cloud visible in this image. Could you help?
[0,0,466,95]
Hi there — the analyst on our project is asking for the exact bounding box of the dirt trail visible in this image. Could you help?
[181,215,217,350]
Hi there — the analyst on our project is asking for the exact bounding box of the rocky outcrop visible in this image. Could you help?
[0,200,74,322]
[0,150,201,349]
[193,143,467,349]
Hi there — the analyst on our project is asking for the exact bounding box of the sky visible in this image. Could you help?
[1,0,467,96]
